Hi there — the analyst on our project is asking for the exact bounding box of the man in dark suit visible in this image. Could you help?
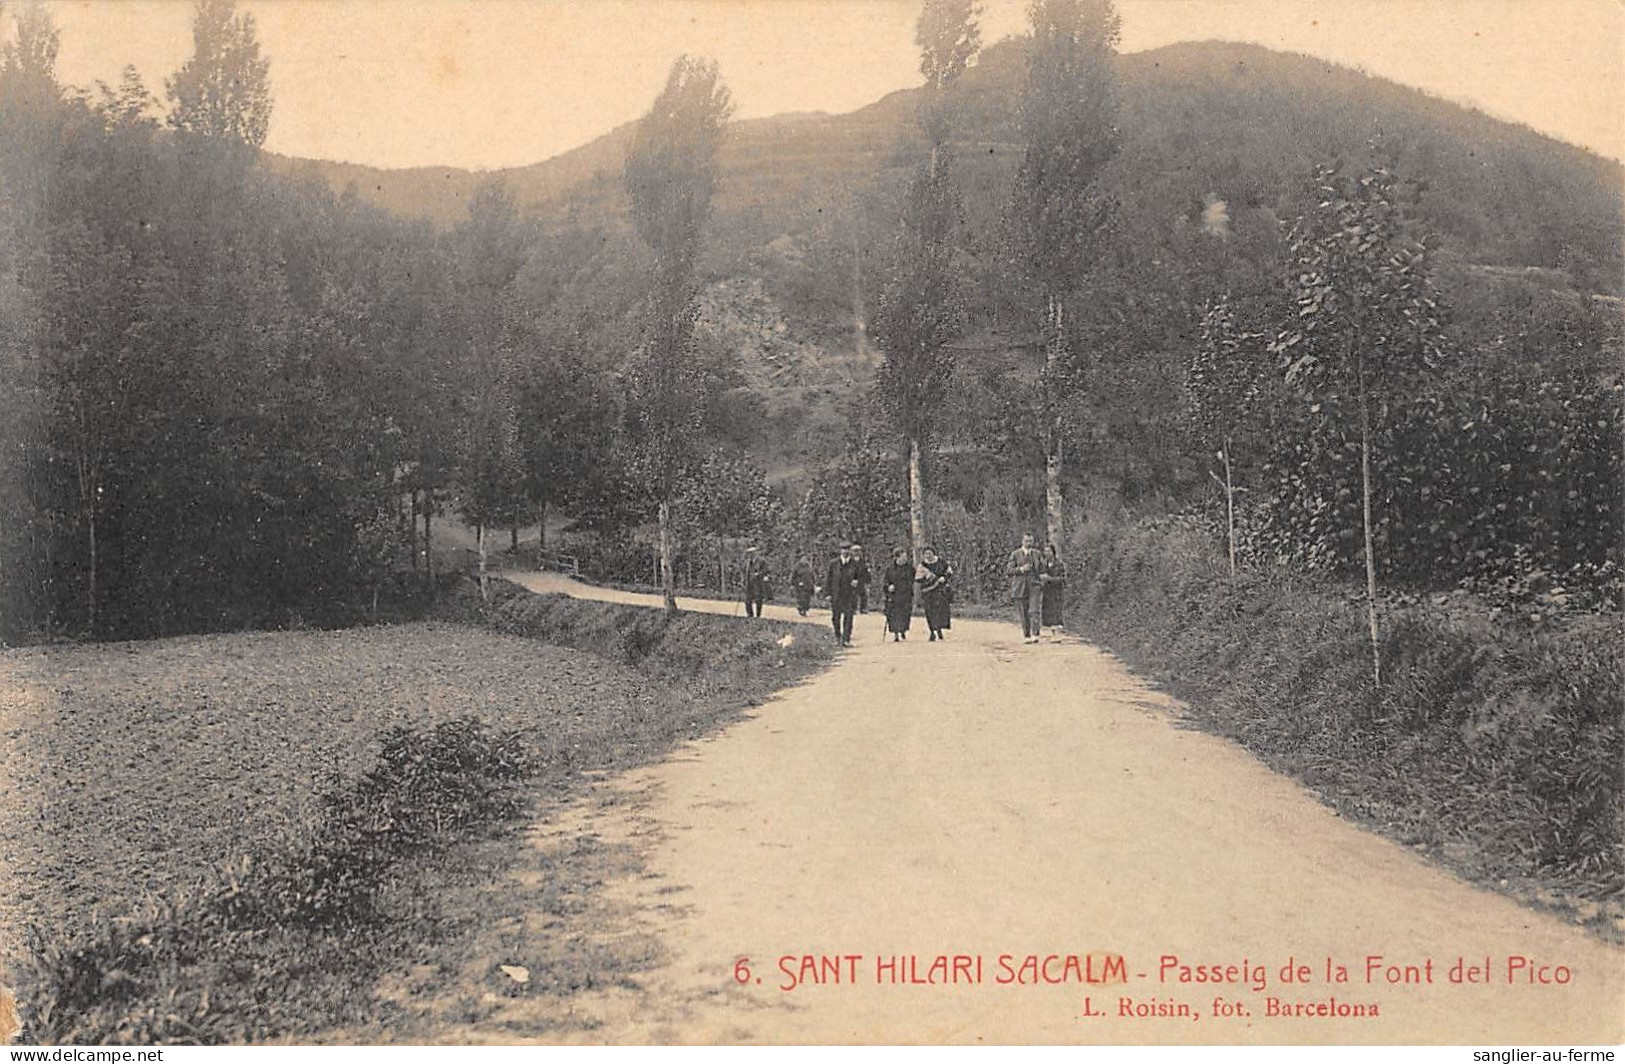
[826,543,862,646]
[851,544,872,614]
[1007,531,1047,644]
[742,546,770,618]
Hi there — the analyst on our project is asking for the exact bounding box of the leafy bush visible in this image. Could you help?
[1243,372,1623,612]
[216,719,530,933]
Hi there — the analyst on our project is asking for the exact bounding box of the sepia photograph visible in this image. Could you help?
[0,0,1621,1049]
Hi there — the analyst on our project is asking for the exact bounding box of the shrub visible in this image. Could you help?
[19,719,533,1045]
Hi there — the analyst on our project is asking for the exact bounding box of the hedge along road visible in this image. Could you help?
[503,571,1623,1044]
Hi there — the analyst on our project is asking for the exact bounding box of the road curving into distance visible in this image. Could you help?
[486,570,1624,1045]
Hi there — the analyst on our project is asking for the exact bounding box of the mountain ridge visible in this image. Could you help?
[264,38,1623,249]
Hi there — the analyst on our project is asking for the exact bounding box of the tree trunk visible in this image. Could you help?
[86,499,98,639]
[510,521,518,552]
[850,197,870,366]
[907,434,927,562]
[1043,294,1066,553]
[43,511,54,642]
[538,498,547,551]
[1222,437,1237,578]
[401,490,412,571]
[477,520,488,602]
[408,489,419,576]
[1355,344,1381,689]
[658,497,677,614]
[424,501,435,596]
[1045,432,1064,551]
[718,535,726,594]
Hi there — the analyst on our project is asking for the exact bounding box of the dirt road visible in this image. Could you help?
[487,572,1624,1044]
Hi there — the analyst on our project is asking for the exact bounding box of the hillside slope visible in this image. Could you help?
[269,39,1623,288]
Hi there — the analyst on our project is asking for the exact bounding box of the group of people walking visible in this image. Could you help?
[784,542,955,647]
[748,532,1067,647]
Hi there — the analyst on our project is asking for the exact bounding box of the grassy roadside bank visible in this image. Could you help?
[6,579,836,1044]
[1068,514,1623,934]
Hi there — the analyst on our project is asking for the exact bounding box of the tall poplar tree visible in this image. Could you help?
[452,179,529,601]
[1276,162,1445,687]
[623,56,732,613]
[1011,0,1120,554]
[0,0,63,639]
[871,0,980,561]
[165,0,270,157]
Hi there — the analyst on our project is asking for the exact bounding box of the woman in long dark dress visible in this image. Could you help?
[882,548,914,641]
[1040,543,1067,631]
[916,546,953,641]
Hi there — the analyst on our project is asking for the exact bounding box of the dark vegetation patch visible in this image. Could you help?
[1070,513,1624,934]
[18,718,532,1044]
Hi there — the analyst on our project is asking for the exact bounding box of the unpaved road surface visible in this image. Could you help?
[482,573,1625,1043]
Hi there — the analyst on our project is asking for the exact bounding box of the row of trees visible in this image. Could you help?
[0,0,797,638]
[1185,163,1621,684]
[0,0,667,639]
[871,0,1123,568]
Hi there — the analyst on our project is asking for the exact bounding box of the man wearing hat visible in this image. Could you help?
[825,542,862,646]
[742,546,771,618]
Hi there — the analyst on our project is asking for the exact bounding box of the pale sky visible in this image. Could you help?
[35,0,1625,170]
